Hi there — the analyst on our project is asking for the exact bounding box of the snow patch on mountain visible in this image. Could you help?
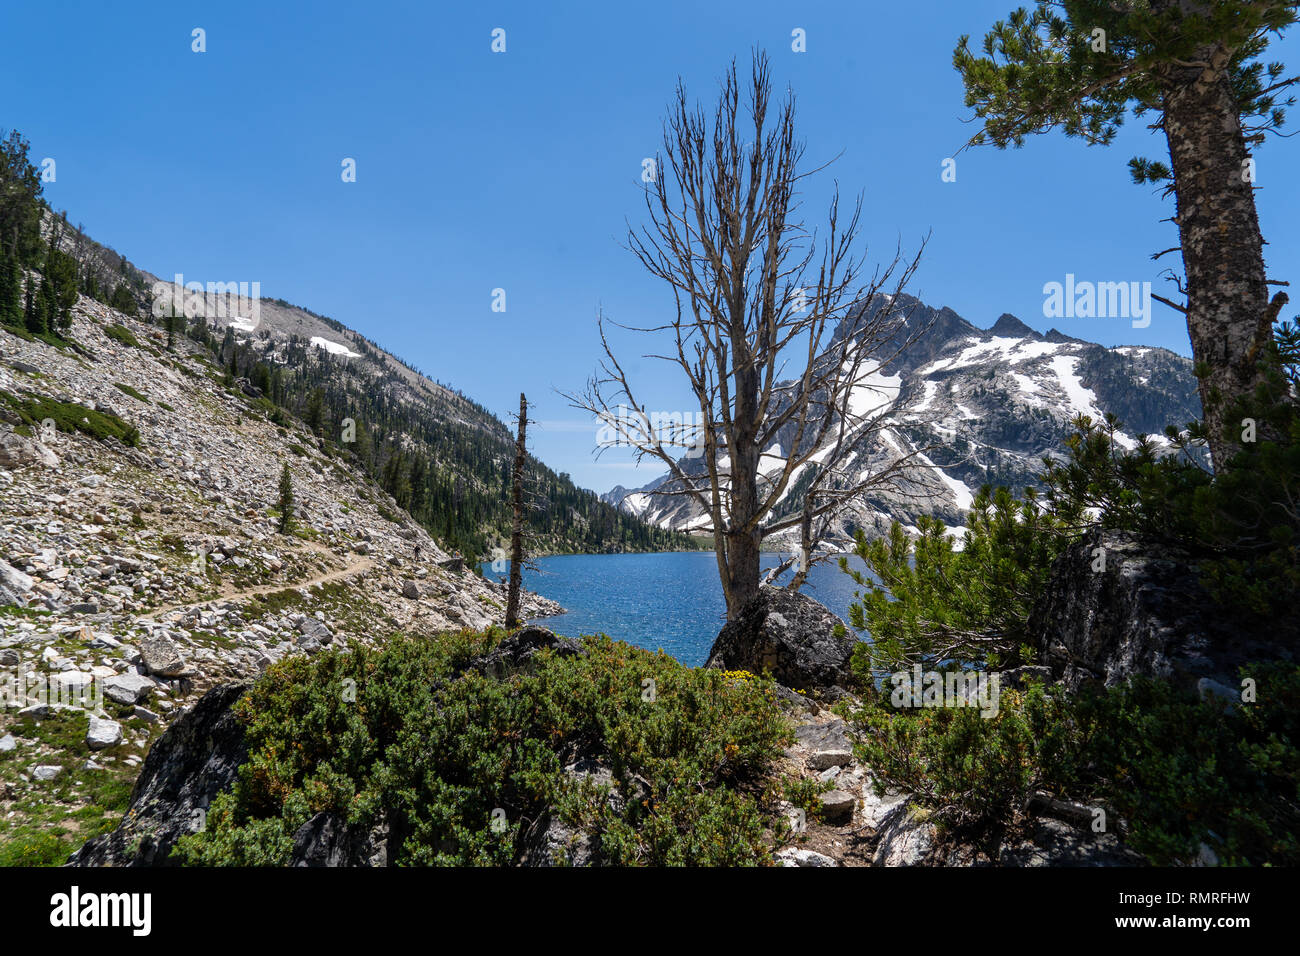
[310,336,360,358]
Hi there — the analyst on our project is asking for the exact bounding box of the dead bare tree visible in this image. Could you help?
[504,392,528,629]
[569,51,935,621]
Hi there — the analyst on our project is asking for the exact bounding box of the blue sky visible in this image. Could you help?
[3,1,1297,491]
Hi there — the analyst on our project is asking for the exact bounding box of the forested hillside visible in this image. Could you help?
[0,128,695,562]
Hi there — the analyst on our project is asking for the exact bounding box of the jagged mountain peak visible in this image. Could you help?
[988,313,1040,339]
[603,295,1199,541]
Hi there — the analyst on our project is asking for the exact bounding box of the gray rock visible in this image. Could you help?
[104,672,154,705]
[776,848,838,867]
[0,429,59,469]
[872,802,938,866]
[818,788,857,823]
[998,817,1145,866]
[51,671,95,698]
[518,813,596,867]
[32,764,64,781]
[140,635,190,677]
[0,733,15,752]
[72,682,252,866]
[85,717,123,750]
[1031,529,1291,692]
[401,580,422,600]
[290,812,390,867]
[1000,665,1054,689]
[295,618,333,647]
[1197,677,1240,704]
[705,586,858,697]
[0,559,34,596]
[472,626,584,679]
[795,719,855,770]
[860,779,911,830]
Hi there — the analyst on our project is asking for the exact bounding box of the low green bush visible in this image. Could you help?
[0,390,140,446]
[841,662,1300,865]
[103,323,142,349]
[175,631,791,866]
[113,382,149,403]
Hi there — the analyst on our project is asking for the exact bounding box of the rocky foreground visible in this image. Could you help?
[74,548,1232,868]
[0,293,1267,868]
[0,296,560,860]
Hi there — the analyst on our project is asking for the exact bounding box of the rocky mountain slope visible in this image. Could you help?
[603,294,1201,541]
[136,274,691,560]
[0,291,564,861]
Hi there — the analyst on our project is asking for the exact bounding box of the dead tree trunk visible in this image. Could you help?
[505,392,527,629]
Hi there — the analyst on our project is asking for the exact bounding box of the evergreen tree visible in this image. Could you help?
[407,455,427,517]
[109,282,137,317]
[46,246,79,331]
[277,463,294,535]
[25,276,49,334]
[0,242,20,326]
[954,1,1299,467]
[506,393,528,629]
[305,387,325,435]
[0,129,45,266]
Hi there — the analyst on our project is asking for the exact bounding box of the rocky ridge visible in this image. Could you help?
[605,294,1200,544]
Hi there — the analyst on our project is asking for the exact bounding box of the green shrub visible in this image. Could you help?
[103,323,142,349]
[0,391,140,446]
[175,632,791,866]
[841,663,1300,865]
[113,382,150,403]
[843,485,1067,675]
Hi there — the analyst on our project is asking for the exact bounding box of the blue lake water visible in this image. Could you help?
[479,551,872,667]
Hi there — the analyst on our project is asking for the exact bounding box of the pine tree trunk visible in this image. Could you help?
[505,392,527,629]
[1159,44,1273,470]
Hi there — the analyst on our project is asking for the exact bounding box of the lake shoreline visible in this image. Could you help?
[481,551,870,667]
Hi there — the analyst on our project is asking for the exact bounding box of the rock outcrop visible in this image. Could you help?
[705,586,858,697]
[0,426,58,469]
[290,812,394,867]
[71,682,252,866]
[1030,528,1290,692]
[471,625,584,679]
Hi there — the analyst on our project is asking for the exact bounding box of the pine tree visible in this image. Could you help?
[305,388,325,435]
[109,283,137,317]
[25,276,49,334]
[954,1,1299,468]
[0,242,19,326]
[0,129,46,267]
[277,463,294,535]
[407,455,427,517]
